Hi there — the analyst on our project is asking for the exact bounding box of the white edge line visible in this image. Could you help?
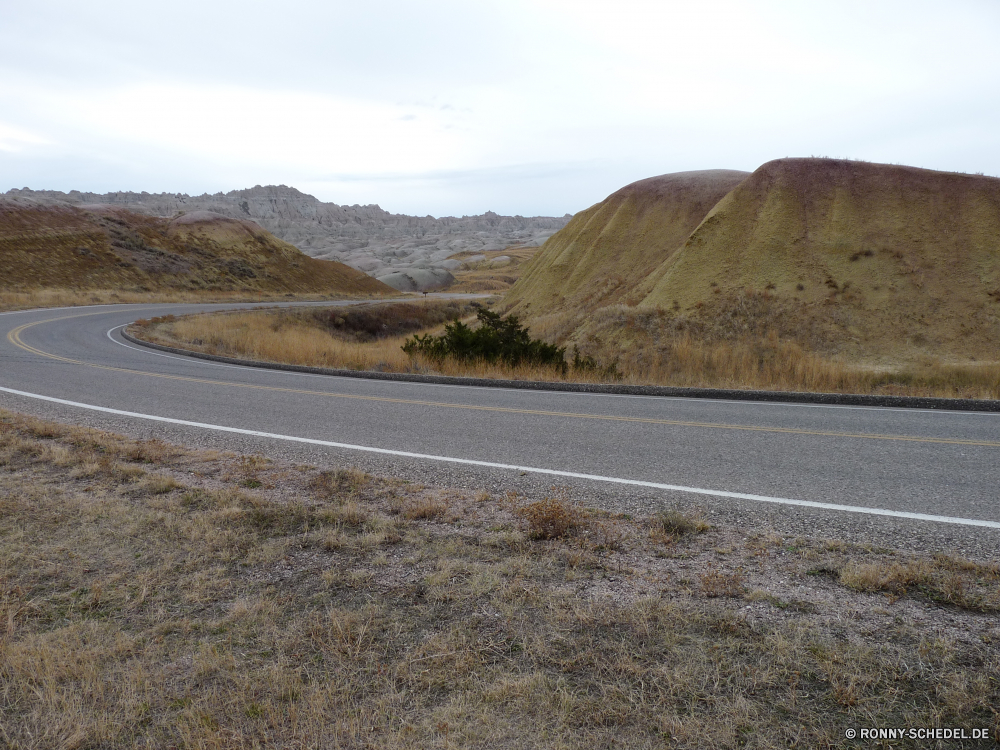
[2,384,998,530]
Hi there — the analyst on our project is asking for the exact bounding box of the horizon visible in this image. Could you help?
[8,154,1000,220]
[3,1,999,218]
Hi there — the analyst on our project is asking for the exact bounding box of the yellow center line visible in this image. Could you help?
[7,313,1000,448]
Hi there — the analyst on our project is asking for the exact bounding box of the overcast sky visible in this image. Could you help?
[2,0,998,217]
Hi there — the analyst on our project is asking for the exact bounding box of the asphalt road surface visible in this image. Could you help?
[2,300,999,558]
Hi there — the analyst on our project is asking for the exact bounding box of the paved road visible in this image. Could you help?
[3,301,999,556]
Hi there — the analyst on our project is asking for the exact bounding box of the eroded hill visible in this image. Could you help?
[505,159,1000,372]
[505,170,749,331]
[0,199,390,297]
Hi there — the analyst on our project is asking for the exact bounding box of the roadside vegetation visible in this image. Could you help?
[402,308,566,370]
[1,408,998,747]
[132,299,1000,398]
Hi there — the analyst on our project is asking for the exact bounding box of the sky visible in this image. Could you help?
[2,0,999,217]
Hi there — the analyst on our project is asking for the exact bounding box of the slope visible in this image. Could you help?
[4,186,571,282]
[634,158,1000,361]
[503,170,750,336]
[0,200,390,297]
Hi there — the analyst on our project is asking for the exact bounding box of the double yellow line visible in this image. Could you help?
[7,312,1000,449]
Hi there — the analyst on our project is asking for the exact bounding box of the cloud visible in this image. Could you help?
[2,0,999,214]
[0,123,52,154]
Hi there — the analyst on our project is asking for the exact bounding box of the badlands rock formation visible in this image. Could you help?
[6,186,571,291]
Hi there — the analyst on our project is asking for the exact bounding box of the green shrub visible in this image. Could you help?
[402,309,566,371]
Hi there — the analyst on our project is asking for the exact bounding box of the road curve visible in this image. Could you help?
[3,301,999,556]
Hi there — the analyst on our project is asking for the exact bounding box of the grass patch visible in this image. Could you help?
[652,508,711,538]
[840,556,1000,611]
[2,408,998,746]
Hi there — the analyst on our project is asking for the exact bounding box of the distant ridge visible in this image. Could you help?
[4,186,571,288]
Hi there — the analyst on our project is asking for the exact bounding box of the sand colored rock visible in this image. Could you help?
[375,268,455,293]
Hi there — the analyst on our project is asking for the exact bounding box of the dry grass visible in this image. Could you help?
[515,495,582,540]
[652,508,712,539]
[840,556,1000,611]
[132,302,589,382]
[135,299,1000,398]
[523,294,1000,398]
[1,408,1000,747]
[447,246,541,294]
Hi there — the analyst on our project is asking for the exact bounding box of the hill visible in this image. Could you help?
[4,186,571,290]
[0,198,390,297]
[503,170,750,337]
[505,159,1000,370]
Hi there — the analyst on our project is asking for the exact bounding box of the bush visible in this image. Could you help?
[571,345,622,380]
[652,509,710,537]
[402,309,566,371]
[516,497,580,540]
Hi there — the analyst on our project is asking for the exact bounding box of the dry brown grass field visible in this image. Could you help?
[2,408,998,747]
[133,301,1000,398]
[130,302,587,383]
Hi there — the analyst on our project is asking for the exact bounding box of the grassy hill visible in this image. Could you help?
[503,159,1000,397]
[504,170,749,338]
[0,201,391,301]
[502,159,1000,394]
[635,158,1000,360]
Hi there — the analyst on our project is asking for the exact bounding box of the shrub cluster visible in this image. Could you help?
[402,309,566,370]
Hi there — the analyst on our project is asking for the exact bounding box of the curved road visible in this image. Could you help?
[2,301,999,556]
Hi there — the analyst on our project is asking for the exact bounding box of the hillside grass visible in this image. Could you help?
[525,294,1000,399]
[504,171,749,319]
[1,408,998,747]
[504,159,1000,396]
